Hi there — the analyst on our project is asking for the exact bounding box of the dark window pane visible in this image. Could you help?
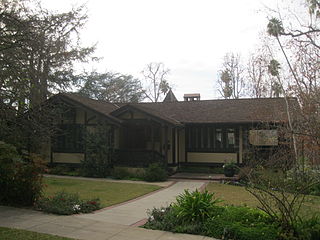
[215,128,222,149]
[227,128,235,149]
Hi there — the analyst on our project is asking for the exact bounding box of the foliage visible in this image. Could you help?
[36,191,101,215]
[245,162,320,239]
[204,206,279,240]
[81,123,114,177]
[223,162,238,177]
[145,203,280,240]
[78,71,145,103]
[49,164,81,176]
[0,227,73,240]
[0,141,44,206]
[284,163,320,196]
[0,0,95,109]
[143,163,167,182]
[172,190,222,223]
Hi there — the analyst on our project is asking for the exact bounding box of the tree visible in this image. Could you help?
[0,0,95,152]
[218,53,245,99]
[78,71,145,103]
[0,0,95,110]
[142,62,170,102]
[266,0,320,165]
[246,53,269,98]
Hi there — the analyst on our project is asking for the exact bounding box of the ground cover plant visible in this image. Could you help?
[36,191,101,215]
[144,188,320,240]
[0,227,74,240]
[43,177,161,207]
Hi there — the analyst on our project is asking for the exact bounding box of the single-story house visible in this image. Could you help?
[40,91,299,168]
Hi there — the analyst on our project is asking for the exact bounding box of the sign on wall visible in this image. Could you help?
[249,130,278,146]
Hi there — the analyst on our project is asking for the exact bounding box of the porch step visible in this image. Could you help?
[169,172,239,181]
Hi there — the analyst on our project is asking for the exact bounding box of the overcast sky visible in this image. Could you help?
[41,0,283,101]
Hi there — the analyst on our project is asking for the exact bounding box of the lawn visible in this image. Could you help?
[0,227,73,240]
[43,177,161,207]
[206,182,320,216]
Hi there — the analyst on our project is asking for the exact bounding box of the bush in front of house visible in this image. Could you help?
[82,123,114,177]
[144,188,320,240]
[36,191,101,215]
[172,190,222,223]
[145,205,279,240]
[0,141,45,206]
[143,163,167,182]
[144,189,281,240]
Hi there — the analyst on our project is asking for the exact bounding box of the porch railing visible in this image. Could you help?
[113,149,166,168]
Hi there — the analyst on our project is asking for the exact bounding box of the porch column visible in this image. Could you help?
[175,128,179,165]
[239,126,243,164]
[164,126,168,163]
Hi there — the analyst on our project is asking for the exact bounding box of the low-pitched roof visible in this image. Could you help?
[129,98,298,124]
[52,93,122,124]
[52,93,299,126]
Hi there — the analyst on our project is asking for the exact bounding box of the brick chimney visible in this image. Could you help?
[183,93,200,101]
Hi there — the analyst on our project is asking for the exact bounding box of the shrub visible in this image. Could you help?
[143,163,167,182]
[82,123,114,177]
[0,142,44,206]
[223,162,237,177]
[173,190,222,223]
[295,216,320,240]
[36,191,101,215]
[144,203,280,240]
[112,168,130,179]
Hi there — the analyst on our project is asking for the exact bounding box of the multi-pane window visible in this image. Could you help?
[227,128,235,148]
[215,128,222,149]
[186,126,238,152]
[53,124,84,152]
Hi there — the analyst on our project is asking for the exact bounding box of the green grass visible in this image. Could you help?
[43,177,161,207]
[206,182,320,216]
[0,227,73,240]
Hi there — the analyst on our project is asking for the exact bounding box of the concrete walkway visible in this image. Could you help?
[77,181,204,225]
[0,180,218,239]
[0,206,215,240]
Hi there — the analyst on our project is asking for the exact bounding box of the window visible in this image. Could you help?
[227,128,235,148]
[186,126,237,152]
[53,124,84,152]
[215,128,222,149]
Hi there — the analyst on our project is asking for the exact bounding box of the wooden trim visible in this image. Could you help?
[54,95,121,125]
[164,126,168,164]
[177,128,180,165]
[172,128,176,164]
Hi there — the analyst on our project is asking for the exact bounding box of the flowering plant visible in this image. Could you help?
[36,191,101,215]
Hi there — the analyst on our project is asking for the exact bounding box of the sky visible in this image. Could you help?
[41,0,283,101]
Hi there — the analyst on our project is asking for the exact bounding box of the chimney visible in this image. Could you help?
[183,93,200,101]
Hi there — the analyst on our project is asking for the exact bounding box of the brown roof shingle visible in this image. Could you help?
[129,97,299,124]
[53,93,299,125]
[55,93,121,123]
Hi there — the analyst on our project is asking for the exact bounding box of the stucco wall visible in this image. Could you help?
[52,152,84,163]
[187,152,237,163]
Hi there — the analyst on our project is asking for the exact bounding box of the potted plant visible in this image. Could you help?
[223,162,237,177]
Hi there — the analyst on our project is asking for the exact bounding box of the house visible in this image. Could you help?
[41,91,299,168]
